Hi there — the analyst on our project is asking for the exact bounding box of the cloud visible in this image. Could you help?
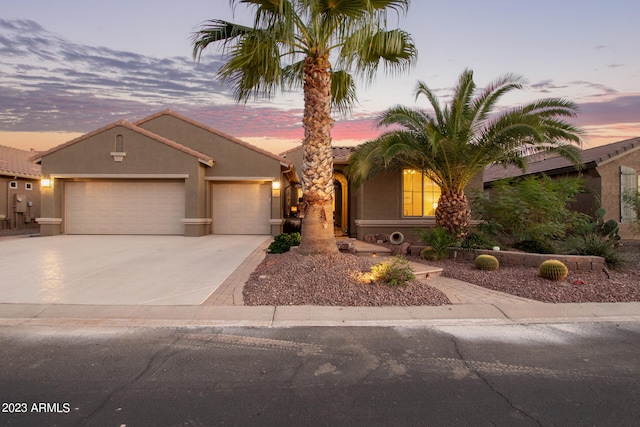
[575,94,640,126]
[0,19,287,134]
[1,19,638,150]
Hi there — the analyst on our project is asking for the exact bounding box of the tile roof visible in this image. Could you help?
[485,137,640,182]
[0,145,41,179]
[30,120,214,167]
[332,146,358,161]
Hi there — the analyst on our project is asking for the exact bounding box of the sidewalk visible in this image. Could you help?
[1,240,640,328]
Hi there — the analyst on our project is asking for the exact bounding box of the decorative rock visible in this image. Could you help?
[364,234,378,244]
[392,242,411,255]
[375,233,389,242]
[336,239,355,253]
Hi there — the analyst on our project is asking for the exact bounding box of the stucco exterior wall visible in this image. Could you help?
[596,149,640,239]
[139,114,291,235]
[38,125,203,236]
[354,170,484,241]
[0,176,41,229]
[137,115,283,179]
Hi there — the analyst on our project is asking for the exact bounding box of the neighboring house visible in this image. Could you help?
[484,137,640,239]
[0,145,41,230]
[33,110,299,237]
[281,145,484,241]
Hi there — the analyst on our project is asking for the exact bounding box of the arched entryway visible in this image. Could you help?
[333,172,349,236]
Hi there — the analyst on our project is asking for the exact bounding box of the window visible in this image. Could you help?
[403,169,441,217]
[25,183,33,190]
[9,181,17,189]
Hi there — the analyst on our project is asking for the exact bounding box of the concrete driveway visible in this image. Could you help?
[0,235,270,305]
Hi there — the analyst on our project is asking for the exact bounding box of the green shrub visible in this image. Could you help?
[563,208,621,266]
[539,260,569,281]
[562,233,622,267]
[515,239,556,254]
[460,232,498,250]
[267,232,301,254]
[623,190,640,235]
[474,254,499,271]
[420,246,435,260]
[471,176,585,248]
[591,208,621,242]
[416,227,459,260]
[371,256,415,287]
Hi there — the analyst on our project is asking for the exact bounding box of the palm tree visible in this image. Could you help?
[348,69,583,237]
[192,0,416,254]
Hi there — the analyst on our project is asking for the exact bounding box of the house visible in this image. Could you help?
[280,145,484,241]
[33,110,299,237]
[484,137,640,239]
[0,145,41,231]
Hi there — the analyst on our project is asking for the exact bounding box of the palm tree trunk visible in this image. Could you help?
[435,190,471,238]
[297,55,338,255]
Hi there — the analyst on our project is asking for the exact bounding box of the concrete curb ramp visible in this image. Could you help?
[1,302,639,328]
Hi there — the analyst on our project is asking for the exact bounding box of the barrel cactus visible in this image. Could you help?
[539,259,569,281]
[474,254,499,271]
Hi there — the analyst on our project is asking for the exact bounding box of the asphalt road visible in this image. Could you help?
[1,323,639,426]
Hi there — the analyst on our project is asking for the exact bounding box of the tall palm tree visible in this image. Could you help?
[192,0,416,254]
[348,69,583,237]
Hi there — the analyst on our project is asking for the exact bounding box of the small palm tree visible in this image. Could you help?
[348,69,583,237]
[192,0,416,254]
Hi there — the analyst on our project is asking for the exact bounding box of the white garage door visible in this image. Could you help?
[213,183,270,234]
[65,181,185,235]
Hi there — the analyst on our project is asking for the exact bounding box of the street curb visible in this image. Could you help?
[1,302,639,328]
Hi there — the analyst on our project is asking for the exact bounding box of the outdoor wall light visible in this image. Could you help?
[41,178,51,188]
[271,180,281,197]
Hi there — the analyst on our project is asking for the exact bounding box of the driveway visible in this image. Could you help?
[0,235,270,305]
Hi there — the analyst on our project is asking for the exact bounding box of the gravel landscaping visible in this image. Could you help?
[244,241,640,306]
[243,251,451,306]
[408,248,640,304]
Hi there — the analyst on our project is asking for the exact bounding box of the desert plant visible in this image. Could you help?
[347,69,582,238]
[472,176,586,249]
[623,190,640,235]
[420,246,435,260]
[268,232,301,254]
[515,239,556,254]
[416,227,459,260]
[563,208,621,266]
[562,233,622,267]
[370,256,415,287]
[460,232,498,250]
[592,208,621,242]
[539,260,569,281]
[474,254,499,271]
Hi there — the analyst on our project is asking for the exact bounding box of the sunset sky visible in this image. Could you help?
[2,0,639,155]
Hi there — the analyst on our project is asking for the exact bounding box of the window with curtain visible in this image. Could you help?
[403,169,441,217]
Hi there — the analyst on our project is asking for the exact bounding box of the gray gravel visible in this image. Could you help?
[408,240,640,304]
[244,241,640,306]
[243,251,451,306]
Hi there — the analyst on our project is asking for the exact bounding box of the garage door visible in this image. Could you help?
[65,181,185,235]
[212,183,270,234]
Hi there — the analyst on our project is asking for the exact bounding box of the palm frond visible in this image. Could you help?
[195,0,416,110]
[339,26,416,79]
[192,20,254,60]
[331,70,357,114]
[218,30,284,101]
[349,69,584,194]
